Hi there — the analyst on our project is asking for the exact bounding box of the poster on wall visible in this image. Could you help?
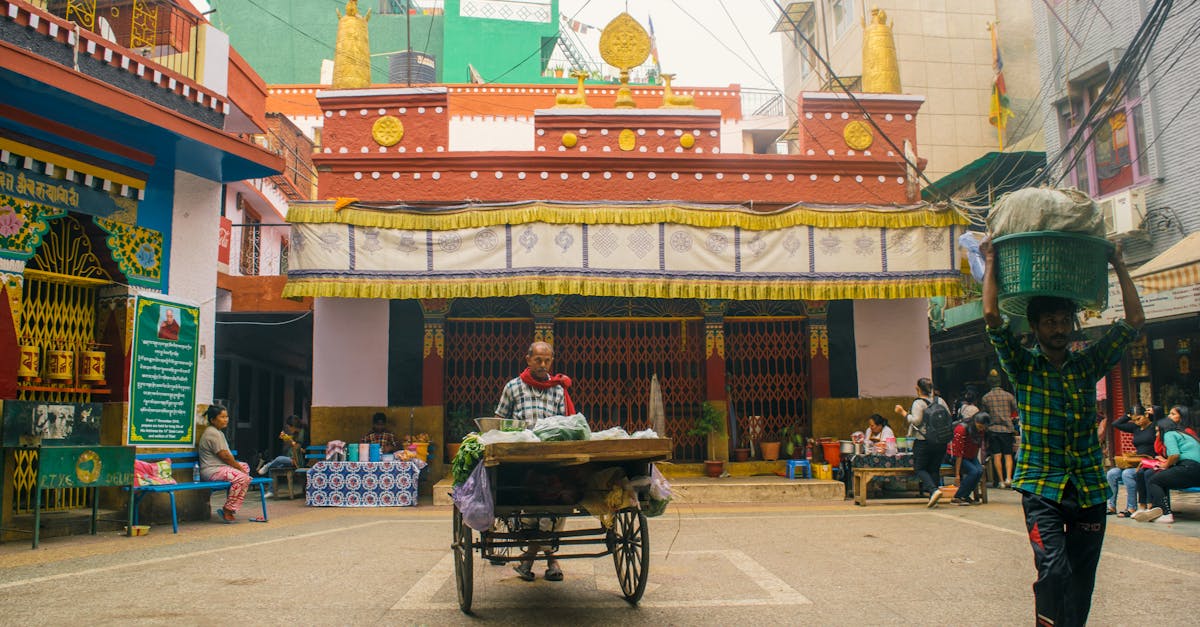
[126,294,200,447]
[1,401,103,447]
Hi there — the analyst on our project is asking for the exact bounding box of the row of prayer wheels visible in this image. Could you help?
[17,341,107,386]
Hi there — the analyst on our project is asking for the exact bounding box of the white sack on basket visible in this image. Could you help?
[987,187,1105,238]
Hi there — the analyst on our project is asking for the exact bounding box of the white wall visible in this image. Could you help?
[854,298,931,396]
[450,116,535,151]
[312,297,389,406]
[170,170,222,405]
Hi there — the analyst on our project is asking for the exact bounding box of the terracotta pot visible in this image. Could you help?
[446,442,461,462]
[760,441,781,461]
[704,460,724,478]
[733,448,750,462]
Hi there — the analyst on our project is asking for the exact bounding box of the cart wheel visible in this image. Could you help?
[610,508,650,604]
[452,507,474,614]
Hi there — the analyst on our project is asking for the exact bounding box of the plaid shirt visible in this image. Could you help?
[361,430,399,452]
[981,387,1018,433]
[495,376,567,423]
[986,318,1137,507]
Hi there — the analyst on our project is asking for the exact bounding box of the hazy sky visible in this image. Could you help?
[558,0,786,90]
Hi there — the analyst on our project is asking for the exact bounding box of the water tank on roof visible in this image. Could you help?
[389,51,437,84]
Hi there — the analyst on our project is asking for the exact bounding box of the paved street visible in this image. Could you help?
[1,488,1197,625]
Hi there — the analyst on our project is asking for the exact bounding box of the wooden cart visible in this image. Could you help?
[451,438,672,614]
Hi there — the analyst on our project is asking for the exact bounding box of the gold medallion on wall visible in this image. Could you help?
[618,129,637,151]
[843,120,874,150]
[372,116,405,147]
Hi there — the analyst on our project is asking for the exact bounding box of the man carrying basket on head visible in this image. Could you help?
[981,238,1143,627]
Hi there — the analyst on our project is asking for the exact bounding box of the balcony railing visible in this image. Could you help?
[47,0,202,82]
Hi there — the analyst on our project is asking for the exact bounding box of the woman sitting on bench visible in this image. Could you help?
[198,405,252,523]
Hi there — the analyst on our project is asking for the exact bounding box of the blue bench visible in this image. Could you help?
[268,445,327,499]
[131,451,271,533]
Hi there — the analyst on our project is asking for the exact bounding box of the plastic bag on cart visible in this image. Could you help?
[452,462,495,532]
[590,427,631,440]
[631,429,660,439]
[477,429,539,446]
[632,465,671,518]
[581,467,637,528]
[533,414,592,441]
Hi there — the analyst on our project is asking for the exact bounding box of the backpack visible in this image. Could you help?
[918,397,954,444]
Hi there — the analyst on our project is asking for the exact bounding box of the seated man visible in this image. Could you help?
[257,416,307,497]
[362,412,399,454]
[495,341,575,583]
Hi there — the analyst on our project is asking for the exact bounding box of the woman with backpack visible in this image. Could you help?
[895,377,952,508]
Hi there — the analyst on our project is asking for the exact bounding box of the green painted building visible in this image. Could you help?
[209,0,563,85]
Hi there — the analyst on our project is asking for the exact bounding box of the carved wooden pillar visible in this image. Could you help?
[419,298,451,406]
[700,299,728,401]
[0,261,24,399]
[526,295,563,347]
[97,289,135,403]
[806,300,831,399]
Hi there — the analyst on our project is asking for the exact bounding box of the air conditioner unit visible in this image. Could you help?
[1099,188,1147,238]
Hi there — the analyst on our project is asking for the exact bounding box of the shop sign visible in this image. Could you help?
[218,216,232,266]
[0,161,127,218]
[36,445,135,489]
[1081,274,1200,328]
[126,294,200,447]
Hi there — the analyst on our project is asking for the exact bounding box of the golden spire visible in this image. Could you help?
[861,7,901,94]
[331,0,371,89]
[599,13,652,108]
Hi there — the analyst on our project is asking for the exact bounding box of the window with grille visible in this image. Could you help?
[239,202,261,276]
[1059,75,1151,197]
[830,0,854,40]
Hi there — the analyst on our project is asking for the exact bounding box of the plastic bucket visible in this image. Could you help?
[821,440,842,466]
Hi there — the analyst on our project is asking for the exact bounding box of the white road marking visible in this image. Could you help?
[0,519,439,591]
[931,512,1200,579]
[393,548,810,610]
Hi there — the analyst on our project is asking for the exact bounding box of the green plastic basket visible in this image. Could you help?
[992,230,1114,318]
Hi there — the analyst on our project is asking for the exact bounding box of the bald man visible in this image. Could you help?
[494,341,576,426]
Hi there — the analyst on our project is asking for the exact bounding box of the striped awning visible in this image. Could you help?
[1131,232,1200,293]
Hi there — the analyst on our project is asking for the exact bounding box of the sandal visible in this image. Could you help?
[1106,507,1117,516]
[215,508,235,524]
[1117,510,1134,518]
[513,562,535,582]
[544,563,563,581]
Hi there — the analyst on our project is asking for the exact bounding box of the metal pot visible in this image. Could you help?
[840,440,854,454]
[852,442,866,455]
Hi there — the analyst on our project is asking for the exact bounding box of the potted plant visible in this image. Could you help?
[690,401,727,477]
[760,428,782,461]
[445,406,474,461]
[552,65,564,78]
[780,422,806,459]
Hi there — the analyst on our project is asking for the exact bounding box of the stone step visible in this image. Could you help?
[432,471,844,507]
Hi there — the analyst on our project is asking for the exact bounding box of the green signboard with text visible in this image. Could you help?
[126,295,200,447]
[37,446,135,489]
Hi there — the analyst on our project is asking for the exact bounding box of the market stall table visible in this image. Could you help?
[305,460,426,507]
[848,452,986,506]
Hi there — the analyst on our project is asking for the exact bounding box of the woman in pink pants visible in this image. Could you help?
[197,405,250,523]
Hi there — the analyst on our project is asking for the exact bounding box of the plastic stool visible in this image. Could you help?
[786,459,811,479]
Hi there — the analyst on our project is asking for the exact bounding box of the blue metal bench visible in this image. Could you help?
[268,445,327,499]
[130,451,271,533]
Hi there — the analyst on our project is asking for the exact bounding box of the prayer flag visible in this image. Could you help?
[987,23,1014,149]
[649,15,661,73]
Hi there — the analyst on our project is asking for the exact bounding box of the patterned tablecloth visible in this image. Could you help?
[306,460,426,507]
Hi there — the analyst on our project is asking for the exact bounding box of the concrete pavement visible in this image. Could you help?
[1,483,1198,625]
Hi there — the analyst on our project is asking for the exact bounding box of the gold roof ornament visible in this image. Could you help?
[555,70,592,108]
[658,73,695,109]
[861,7,901,94]
[599,12,651,108]
[332,0,371,89]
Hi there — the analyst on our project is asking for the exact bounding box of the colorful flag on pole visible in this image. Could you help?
[988,22,1014,149]
[648,15,661,73]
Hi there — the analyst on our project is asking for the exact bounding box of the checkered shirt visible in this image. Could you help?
[986,318,1137,507]
[495,376,567,423]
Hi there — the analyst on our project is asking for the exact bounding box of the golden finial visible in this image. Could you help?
[332,0,372,89]
[555,70,592,108]
[599,13,651,108]
[861,7,901,94]
[658,73,695,109]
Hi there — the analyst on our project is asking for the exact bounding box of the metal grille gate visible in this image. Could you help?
[725,317,810,444]
[443,318,534,420]
[555,319,707,461]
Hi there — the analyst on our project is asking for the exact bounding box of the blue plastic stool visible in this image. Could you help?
[786,459,811,479]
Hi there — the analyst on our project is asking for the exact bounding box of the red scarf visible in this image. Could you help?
[519,368,576,415]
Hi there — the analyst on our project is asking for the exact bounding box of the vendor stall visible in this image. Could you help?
[305,459,426,507]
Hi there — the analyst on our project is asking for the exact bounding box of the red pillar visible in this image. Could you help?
[419,299,450,406]
[0,283,17,399]
[806,302,831,399]
[700,300,727,401]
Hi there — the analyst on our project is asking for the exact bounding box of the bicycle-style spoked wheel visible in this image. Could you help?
[452,507,474,613]
[610,508,650,604]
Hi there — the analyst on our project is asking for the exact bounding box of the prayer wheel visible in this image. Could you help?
[46,348,75,383]
[17,343,40,380]
[79,349,107,384]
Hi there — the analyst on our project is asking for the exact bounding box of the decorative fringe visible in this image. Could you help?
[287,201,969,231]
[282,275,964,302]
